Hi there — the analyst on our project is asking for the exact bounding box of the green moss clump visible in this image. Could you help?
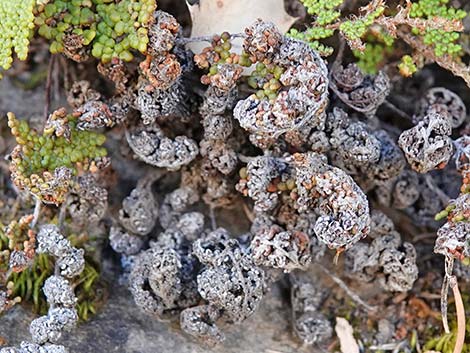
[8,253,103,321]
[1,222,104,321]
[424,322,470,353]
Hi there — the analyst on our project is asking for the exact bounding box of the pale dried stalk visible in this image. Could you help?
[441,256,454,334]
[30,197,42,229]
[449,276,465,353]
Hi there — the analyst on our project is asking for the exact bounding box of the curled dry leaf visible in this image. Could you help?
[187,0,297,55]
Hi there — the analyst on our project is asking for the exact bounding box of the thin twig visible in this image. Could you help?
[43,55,56,122]
[58,201,67,232]
[419,292,443,300]
[242,202,255,223]
[441,274,450,333]
[30,197,42,229]
[415,330,422,353]
[53,56,60,103]
[392,341,407,353]
[177,33,245,45]
[332,37,346,69]
[53,261,60,284]
[369,341,407,351]
[138,169,165,189]
[383,100,412,121]
[412,232,437,243]
[209,206,217,231]
[425,175,450,205]
[450,276,465,353]
[61,55,70,91]
[318,264,377,312]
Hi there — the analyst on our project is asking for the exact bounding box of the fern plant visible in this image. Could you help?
[289,0,468,81]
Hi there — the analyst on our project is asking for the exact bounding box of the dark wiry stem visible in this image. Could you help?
[44,54,56,122]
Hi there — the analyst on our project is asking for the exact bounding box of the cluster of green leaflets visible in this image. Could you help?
[7,112,106,178]
[247,62,284,101]
[0,0,35,73]
[288,0,342,56]
[35,0,156,62]
[352,30,394,74]
[1,0,157,71]
[288,0,385,56]
[410,0,467,57]
[290,0,467,75]
[353,40,392,74]
[0,225,10,274]
[339,6,385,42]
[398,55,418,77]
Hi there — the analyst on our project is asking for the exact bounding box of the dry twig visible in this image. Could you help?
[318,264,377,312]
[43,55,56,122]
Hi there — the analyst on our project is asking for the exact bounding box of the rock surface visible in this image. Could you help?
[0,277,313,353]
